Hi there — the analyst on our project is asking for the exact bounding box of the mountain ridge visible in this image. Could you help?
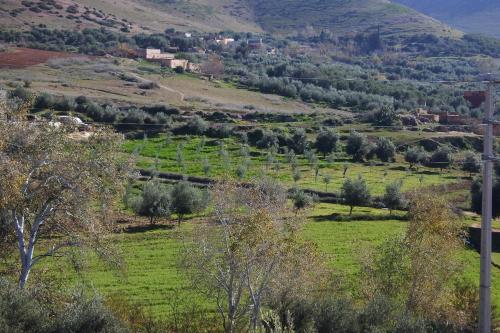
[392,0,500,38]
[0,0,459,38]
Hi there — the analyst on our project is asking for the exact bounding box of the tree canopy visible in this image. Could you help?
[0,103,127,288]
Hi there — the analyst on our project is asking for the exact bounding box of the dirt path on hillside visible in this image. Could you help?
[127,72,185,101]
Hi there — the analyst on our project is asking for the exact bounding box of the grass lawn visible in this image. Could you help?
[25,203,500,319]
[33,224,193,319]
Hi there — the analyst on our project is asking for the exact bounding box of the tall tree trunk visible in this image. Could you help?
[250,300,261,333]
[18,265,31,289]
[13,208,47,289]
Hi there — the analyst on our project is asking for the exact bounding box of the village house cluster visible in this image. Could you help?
[133,32,275,72]
[414,108,500,135]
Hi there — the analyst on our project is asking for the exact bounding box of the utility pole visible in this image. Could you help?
[479,78,496,333]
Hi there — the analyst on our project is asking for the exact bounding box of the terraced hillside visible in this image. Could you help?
[0,0,458,37]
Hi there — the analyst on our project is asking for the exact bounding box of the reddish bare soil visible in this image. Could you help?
[0,48,81,68]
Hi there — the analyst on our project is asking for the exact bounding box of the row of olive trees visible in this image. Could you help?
[341,176,407,215]
[289,175,406,216]
[127,180,208,225]
[247,127,397,164]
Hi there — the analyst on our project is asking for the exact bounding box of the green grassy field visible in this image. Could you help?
[123,134,467,196]
[27,203,499,319]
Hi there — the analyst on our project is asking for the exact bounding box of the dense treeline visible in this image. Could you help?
[227,55,474,114]
[294,30,500,58]
[0,27,200,55]
[403,33,500,58]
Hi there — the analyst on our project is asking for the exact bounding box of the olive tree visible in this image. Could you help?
[0,107,127,289]
[345,131,368,162]
[131,180,171,225]
[291,188,314,212]
[341,176,371,215]
[375,137,396,163]
[404,146,427,170]
[429,146,453,172]
[288,128,308,154]
[315,129,339,157]
[471,178,500,218]
[462,152,481,177]
[170,181,207,224]
[382,181,407,215]
[322,174,332,192]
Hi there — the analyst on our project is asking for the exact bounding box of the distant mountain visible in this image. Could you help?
[393,0,500,38]
[0,0,458,38]
[249,0,458,37]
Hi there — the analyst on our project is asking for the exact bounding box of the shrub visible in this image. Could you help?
[34,93,54,109]
[54,292,128,333]
[85,103,120,123]
[121,108,148,125]
[371,106,401,127]
[247,128,278,149]
[66,5,79,14]
[75,95,88,105]
[0,279,128,333]
[206,124,232,138]
[53,96,75,111]
[0,278,52,333]
[471,178,500,218]
[138,81,159,90]
[247,128,264,146]
[177,115,208,135]
[142,104,180,115]
[9,86,31,101]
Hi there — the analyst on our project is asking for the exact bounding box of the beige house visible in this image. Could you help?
[139,48,199,72]
[164,59,188,69]
[138,48,175,60]
[216,38,235,46]
[163,59,200,72]
[415,108,439,123]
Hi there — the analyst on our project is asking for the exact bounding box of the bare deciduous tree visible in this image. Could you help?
[0,104,128,288]
[363,191,466,322]
[181,179,323,333]
[201,55,225,78]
